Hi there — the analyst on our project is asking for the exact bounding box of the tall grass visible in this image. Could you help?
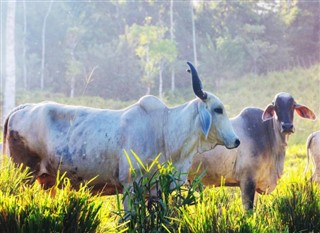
[0,156,102,233]
[1,145,320,232]
[95,144,320,233]
[115,150,204,233]
[178,157,320,233]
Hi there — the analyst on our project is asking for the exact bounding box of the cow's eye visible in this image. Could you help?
[214,108,223,114]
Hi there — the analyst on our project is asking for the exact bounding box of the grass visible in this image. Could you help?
[0,156,102,233]
[0,140,319,232]
[94,143,320,233]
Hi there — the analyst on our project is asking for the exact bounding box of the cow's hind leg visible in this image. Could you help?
[240,177,256,211]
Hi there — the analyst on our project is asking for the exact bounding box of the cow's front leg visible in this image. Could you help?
[240,177,256,211]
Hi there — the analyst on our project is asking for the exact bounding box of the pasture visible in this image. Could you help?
[1,65,319,232]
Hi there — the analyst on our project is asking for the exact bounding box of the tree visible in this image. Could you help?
[150,39,177,99]
[127,21,177,99]
[127,22,164,95]
[281,0,320,63]
[190,0,198,67]
[40,0,54,90]
[22,0,27,89]
[3,0,16,121]
[170,0,175,91]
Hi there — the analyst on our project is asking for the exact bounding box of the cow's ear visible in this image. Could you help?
[294,104,316,120]
[262,104,275,121]
[198,102,212,139]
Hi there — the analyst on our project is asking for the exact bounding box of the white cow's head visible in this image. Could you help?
[187,62,240,150]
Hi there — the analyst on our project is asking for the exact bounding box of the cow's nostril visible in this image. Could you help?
[235,139,240,147]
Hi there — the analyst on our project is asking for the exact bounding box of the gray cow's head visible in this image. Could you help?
[262,92,316,134]
[187,62,240,150]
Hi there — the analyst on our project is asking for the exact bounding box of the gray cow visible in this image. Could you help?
[189,92,316,210]
[3,62,240,199]
[306,131,320,183]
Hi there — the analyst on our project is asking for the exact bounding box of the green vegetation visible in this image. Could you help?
[5,1,319,100]
[0,157,102,233]
[0,144,320,232]
[115,151,204,233]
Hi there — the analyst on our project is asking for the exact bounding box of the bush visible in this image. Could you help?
[115,150,204,233]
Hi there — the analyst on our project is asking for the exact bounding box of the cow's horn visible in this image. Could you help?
[187,62,207,100]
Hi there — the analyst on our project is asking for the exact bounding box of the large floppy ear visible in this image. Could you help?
[198,102,212,139]
[294,104,316,120]
[262,104,275,121]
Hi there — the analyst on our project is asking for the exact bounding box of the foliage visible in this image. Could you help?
[115,150,204,233]
[0,157,102,233]
[6,0,319,100]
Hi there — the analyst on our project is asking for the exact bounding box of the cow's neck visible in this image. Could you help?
[163,100,200,171]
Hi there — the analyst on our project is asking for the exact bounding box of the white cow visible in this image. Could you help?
[3,62,240,198]
[306,131,320,183]
[189,92,316,210]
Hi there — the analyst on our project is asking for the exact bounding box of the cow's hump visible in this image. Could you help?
[138,95,166,112]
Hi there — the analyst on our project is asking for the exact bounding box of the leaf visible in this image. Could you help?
[130,150,147,172]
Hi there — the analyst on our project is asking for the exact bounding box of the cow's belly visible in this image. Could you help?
[59,151,120,184]
[8,129,122,191]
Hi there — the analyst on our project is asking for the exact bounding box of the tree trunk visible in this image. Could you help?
[40,0,54,90]
[159,64,163,100]
[170,0,175,91]
[70,76,75,98]
[3,0,16,121]
[22,0,27,89]
[190,0,198,67]
[145,44,151,95]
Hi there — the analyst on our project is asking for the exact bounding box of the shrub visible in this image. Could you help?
[115,150,204,233]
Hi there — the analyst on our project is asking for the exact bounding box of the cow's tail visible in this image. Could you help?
[304,133,316,176]
[2,104,30,156]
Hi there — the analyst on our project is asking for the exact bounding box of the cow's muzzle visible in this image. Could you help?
[225,138,240,149]
[281,122,295,134]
